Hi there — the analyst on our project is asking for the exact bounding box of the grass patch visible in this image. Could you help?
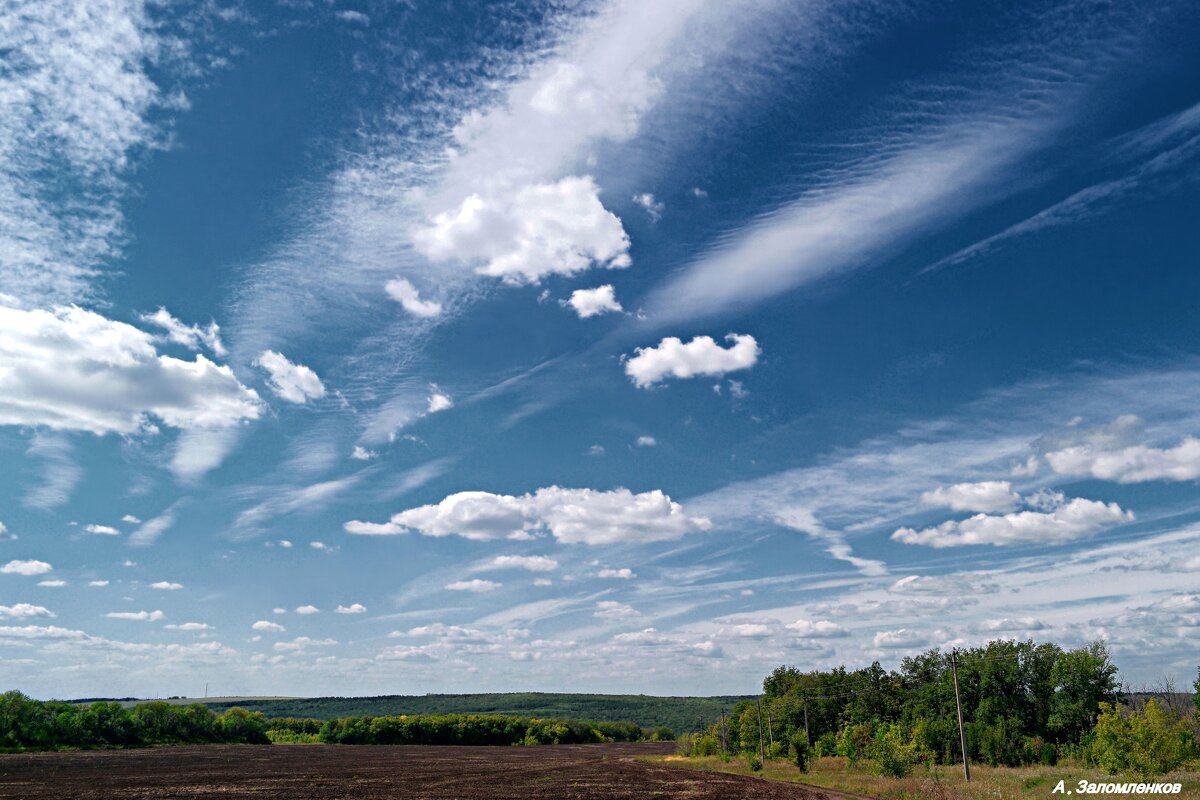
[645,755,1200,799]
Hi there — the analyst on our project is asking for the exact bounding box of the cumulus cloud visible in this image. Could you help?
[385,278,442,318]
[593,600,640,620]
[873,628,928,648]
[565,285,622,318]
[335,603,367,614]
[121,514,141,524]
[294,605,320,615]
[446,579,501,592]
[889,574,999,595]
[597,567,635,579]
[140,308,225,355]
[1,560,52,576]
[37,580,66,587]
[84,524,120,536]
[427,389,453,414]
[413,176,631,284]
[274,636,336,652]
[88,580,109,587]
[164,622,210,631]
[149,581,182,590]
[635,436,657,447]
[106,610,164,621]
[625,334,759,388]
[0,603,54,619]
[255,350,326,404]
[0,522,12,541]
[345,486,710,545]
[1045,416,1200,483]
[786,619,850,638]
[252,620,285,632]
[351,446,377,461]
[632,192,663,221]
[129,507,177,547]
[0,305,262,435]
[489,555,558,572]
[920,481,1020,513]
[892,496,1133,548]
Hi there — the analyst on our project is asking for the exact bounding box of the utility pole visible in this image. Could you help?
[950,650,971,783]
[766,708,775,750]
[755,698,766,764]
[204,683,208,699]
[803,697,810,746]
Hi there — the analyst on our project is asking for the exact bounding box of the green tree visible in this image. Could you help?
[1092,700,1197,778]
[1048,641,1119,743]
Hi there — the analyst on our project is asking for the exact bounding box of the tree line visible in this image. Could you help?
[0,691,674,751]
[678,639,1200,779]
[0,692,270,750]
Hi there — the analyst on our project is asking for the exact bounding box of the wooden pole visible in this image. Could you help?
[950,650,971,783]
[766,708,775,750]
[755,698,766,764]
[803,698,810,746]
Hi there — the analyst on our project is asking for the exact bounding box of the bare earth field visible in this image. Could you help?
[0,743,862,800]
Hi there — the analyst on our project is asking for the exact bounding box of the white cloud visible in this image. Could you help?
[37,580,66,587]
[149,581,182,590]
[310,542,331,552]
[427,389,453,414]
[294,605,320,615]
[129,507,176,547]
[278,541,293,549]
[1045,416,1200,483]
[272,608,286,615]
[164,622,210,631]
[585,444,606,457]
[84,524,120,536]
[140,308,225,356]
[625,333,759,388]
[88,580,109,587]
[1,560,52,576]
[385,278,442,318]
[785,619,849,638]
[597,568,635,579]
[0,522,11,541]
[446,579,501,593]
[774,508,888,577]
[730,623,770,638]
[892,497,1133,548]
[0,0,175,306]
[873,628,928,649]
[351,446,377,461]
[632,193,663,222]
[0,305,262,435]
[920,481,1020,513]
[489,555,558,572]
[413,176,631,285]
[889,574,999,596]
[255,350,326,404]
[0,603,54,619]
[335,10,369,25]
[594,600,640,620]
[565,285,623,318]
[274,636,337,652]
[635,436,657,447]
[346,486,710,545]
[252,620,285,632]
[977,617,1048,632]
[120,514,141,524]
[335,603,367,615]
[106,610,164,621]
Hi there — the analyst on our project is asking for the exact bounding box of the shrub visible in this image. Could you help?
[814,731,837,757]
[746,751,762,771]
[790,732,811,772]
[649,725,675,741]
[871,723,918,779]
[836,722,874,766]
[1092,700,1198,778]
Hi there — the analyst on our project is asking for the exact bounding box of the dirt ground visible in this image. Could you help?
[0,742,864,799]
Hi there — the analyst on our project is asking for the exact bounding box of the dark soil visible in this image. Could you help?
[0,742,861,799]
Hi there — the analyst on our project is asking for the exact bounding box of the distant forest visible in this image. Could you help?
[72,693,754,734]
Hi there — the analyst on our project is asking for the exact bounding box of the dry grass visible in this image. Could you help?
[647,755,1200,799]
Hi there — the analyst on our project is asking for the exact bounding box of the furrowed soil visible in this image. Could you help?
[0,742,864,799]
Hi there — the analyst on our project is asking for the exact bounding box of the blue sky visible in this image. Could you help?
[2,0,1199,699]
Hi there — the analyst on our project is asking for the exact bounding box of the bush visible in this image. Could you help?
[746,751,762,771]
[871,723,918,779]
[836,722,874,766]
[814,731,837,757]
[790,732,811,772]
[1092,700,1198,778]
[766,740,785,760]
[649,725,675,741]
